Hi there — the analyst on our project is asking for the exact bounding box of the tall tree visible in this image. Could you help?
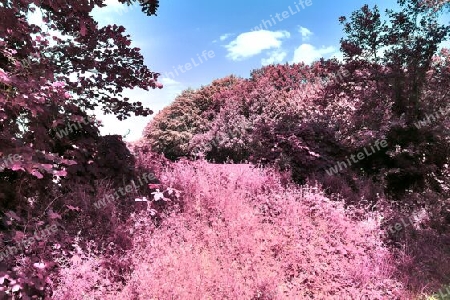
[144,76,244,160]
[338,0,450,196]
[0,0,161,183]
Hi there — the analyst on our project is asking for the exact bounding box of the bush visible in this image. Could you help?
[97,161,406,299]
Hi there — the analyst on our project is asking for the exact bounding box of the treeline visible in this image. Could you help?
[144,1,450,208]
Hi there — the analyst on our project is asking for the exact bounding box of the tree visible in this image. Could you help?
[423,0,450,11]
[144,76,243,160]
[1,1,162,296]
[338,0,450,197]
[0,0,162,204]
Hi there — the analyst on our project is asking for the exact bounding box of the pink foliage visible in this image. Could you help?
[103,161,406,299]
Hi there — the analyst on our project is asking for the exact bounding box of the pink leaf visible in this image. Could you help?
[5,211,21,222]
[62,159,77,166]
[33,262,46,269]
[51,81,65,88]
[0,69,11,84]
[148,183,161,189]
[66,205,80,211]
[54,169,67,176]
[48,210,62,220]
[11,163,24,171]
[41,164,53,172]
[14,231,25,240]
[31,169,43,179]
[80,21,87,37]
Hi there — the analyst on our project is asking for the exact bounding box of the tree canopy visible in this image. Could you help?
[145,0,450,200]
[0,0,161,181]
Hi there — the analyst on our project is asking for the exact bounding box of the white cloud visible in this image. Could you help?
[103,0,127,10]
[292,44,336,65]
[329,51,344,62]
[157,77,186,103]
[213,33,234,43]
[261,50,288,66]
[160,77,182,86]
[299,26,313,41]
[91,0,134,26]
[225,30,290,61]
[439,40,450,51]
[220,33,233,41]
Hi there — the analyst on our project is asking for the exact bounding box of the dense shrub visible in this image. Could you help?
[69,161,405,299]
[49,157,450,300]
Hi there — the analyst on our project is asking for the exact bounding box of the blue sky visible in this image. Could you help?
[89,0,441,141]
